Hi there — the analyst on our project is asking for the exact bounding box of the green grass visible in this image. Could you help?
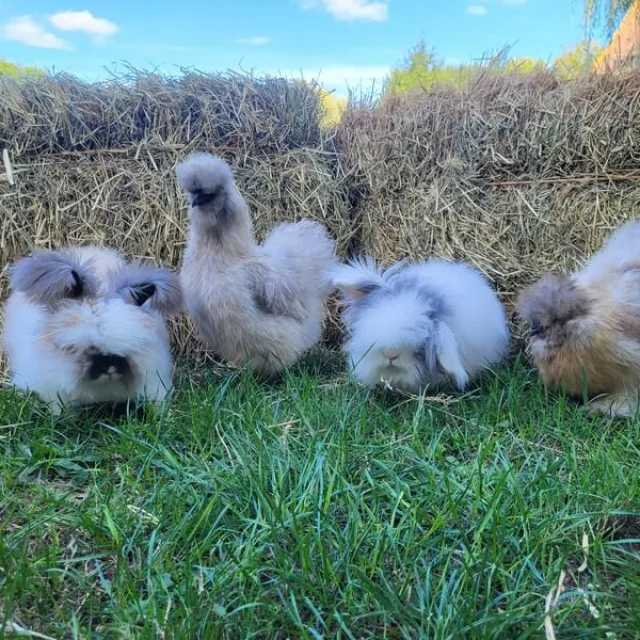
[1,352,639,639]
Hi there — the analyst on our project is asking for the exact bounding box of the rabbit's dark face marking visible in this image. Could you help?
[69,270,84,297]
[130,283,156,306]
[85,350,132,382]
[46,297,157,389]
[10,250,96,308]
[346,273,444,325]
[111,263,183,316]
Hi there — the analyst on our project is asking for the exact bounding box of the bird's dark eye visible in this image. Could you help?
[529,323,544,337]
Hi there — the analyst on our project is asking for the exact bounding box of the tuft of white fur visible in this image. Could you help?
[332,257,510,392]
[75,246,125,287]
[177,152,337,375]
[2,245,180,414]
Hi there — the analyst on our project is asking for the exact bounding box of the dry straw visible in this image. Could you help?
[0,71,353,357]
[2,67,640,360]
[335,68,640,317]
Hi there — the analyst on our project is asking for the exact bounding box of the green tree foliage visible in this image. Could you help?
[504,58,546,74]
[383,41,553,98]
[384,42,477,96]
[584,0,634,36]
[0,59,45,77]
[318,88,347,128]
[554,40,602,78]
[383,38,605,100]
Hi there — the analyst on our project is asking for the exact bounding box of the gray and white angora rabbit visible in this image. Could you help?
[331,257,510,392]
[2,245,183,414]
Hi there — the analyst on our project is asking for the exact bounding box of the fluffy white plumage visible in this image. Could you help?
[2,245,182,414]
[575,220,640,289]
[176,152,337,375]
[331,257,510,392]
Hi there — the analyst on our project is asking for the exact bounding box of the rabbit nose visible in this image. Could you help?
[88,353,130,379]
[383,350,400,362]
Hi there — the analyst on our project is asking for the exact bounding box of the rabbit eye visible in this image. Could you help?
[357,283,380,296]
[68,270,84,298]
[130,283,156,306]
[529,323,544,337]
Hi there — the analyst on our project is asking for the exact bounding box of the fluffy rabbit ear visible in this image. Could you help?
[114,263,184,316]
[434,321,469,390]
[329,257,388,301]
[9,250,93,306]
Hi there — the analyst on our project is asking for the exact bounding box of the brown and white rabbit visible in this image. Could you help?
[517,220,640,417]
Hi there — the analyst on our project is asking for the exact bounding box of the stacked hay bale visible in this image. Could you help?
[3,67,640,358]
[0,72,353,356]
[336,69,640,318]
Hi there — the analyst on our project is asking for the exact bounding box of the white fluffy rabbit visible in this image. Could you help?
[2,245,183,414]
[331,257,510,392]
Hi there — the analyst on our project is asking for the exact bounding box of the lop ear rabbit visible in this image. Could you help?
[331,257,509,392]
[517,220,640,417]
[2,246,183,414]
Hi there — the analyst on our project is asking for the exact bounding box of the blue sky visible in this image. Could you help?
[1,1,593,95]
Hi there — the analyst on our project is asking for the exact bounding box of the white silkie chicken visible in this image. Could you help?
[176,152,336,375]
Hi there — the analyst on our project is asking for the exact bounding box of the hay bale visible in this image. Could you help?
[236,148,352,254]
[339,70,640,184]
[0,149,351,271]
[0,151,184,274]
[0,146,352,356]
[336,69,640,319]
[357,179,637,309]
[0,71,323,157]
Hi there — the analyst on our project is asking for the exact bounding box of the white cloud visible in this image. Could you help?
[301,0,388,22]
[234,36,270,45]
[2,15,69,49]
[466,5,488,16]
[49,10,118,36]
